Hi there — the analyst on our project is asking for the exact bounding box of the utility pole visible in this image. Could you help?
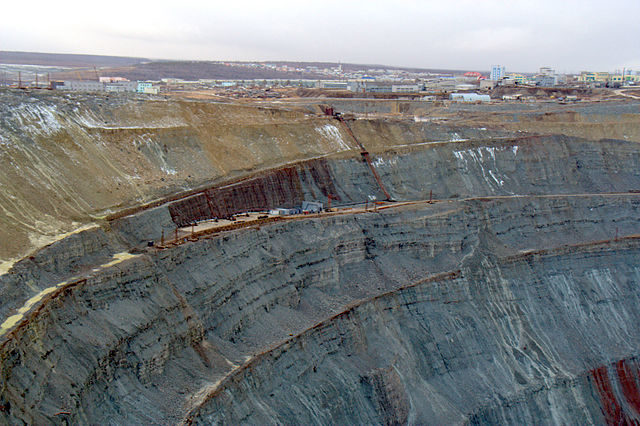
[327,194,337,210]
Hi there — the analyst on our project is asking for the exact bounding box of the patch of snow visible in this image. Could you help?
[372,156,397,167]
[133,134,177,175]
[452,145,519,193]
[316,124,351,151]
[11,104,63,136]
[488,170,504,186]
[0,133,12,147]
[74,111,185,130]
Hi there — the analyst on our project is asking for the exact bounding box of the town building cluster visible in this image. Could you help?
[51,78,159,94]
[4,61,638,99]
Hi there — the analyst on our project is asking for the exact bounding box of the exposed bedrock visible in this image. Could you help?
[2,90,638,263]
[1,93,640,424]
[1,193,640,424]
[165,134,640,227]
[319,99,640,143]
[5,130,638,323]
[189,238,640,425]
[346,134,640,200]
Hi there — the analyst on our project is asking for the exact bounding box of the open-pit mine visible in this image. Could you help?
[1,90,640,424]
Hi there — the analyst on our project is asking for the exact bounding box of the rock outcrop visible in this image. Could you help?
[1,90,640,424]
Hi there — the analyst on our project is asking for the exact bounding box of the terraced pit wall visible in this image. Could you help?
[0,90,361,264]
[166,132,640,229]
[188,237,640,425]
[168,158,341,226]
[3,125,640,330]
[2,89,638,264]
[2,91,640,424]
[3,123,638,334]
[2,193,640,424]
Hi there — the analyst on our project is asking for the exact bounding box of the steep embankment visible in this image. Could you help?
[3,127,639,324]
[296,99,640,143]
[470,106,640,143]
[1,92,640,424]
[3,91,638,266]
[1,194,640,424]
[189,238,640,425]
[0,90,358,264]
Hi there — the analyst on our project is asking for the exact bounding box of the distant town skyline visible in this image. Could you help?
[1,0,638,74]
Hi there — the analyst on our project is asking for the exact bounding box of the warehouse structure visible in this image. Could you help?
[449,93,491,103]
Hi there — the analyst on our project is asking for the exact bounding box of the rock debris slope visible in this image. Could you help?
[1,90,640,424]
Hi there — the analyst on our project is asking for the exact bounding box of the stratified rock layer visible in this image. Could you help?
[190,239,640,425]
[2,192,640,424]
[1,92,640,424]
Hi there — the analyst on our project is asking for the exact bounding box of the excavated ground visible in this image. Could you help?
[1,89,640,424]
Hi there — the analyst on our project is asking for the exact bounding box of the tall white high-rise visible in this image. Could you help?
[490,65,505,81]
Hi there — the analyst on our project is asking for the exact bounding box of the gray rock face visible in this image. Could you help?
[2,193,640,424]
[189,239,640,425]
[373,136,640,199]
[2,99,640,424]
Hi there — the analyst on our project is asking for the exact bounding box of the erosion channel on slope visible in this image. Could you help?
[1,91,640,424]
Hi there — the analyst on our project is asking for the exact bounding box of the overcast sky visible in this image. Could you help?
[1,0,638,73]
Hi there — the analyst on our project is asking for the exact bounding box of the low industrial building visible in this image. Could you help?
[317,81,349,90]
[480,80,496,90]
[137,82,159,94]
[269,208,300,216]
[58,81,104,92]
[105,81,137,92]
[391,84,421,93]
[503,94,523,101]
[56,80,156,93]
[450,93,491,103]
[347,81,392,93]
[454,83,476,91]
[270,201,324,216]
[302,201,323,213]
[347,81,423,93]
